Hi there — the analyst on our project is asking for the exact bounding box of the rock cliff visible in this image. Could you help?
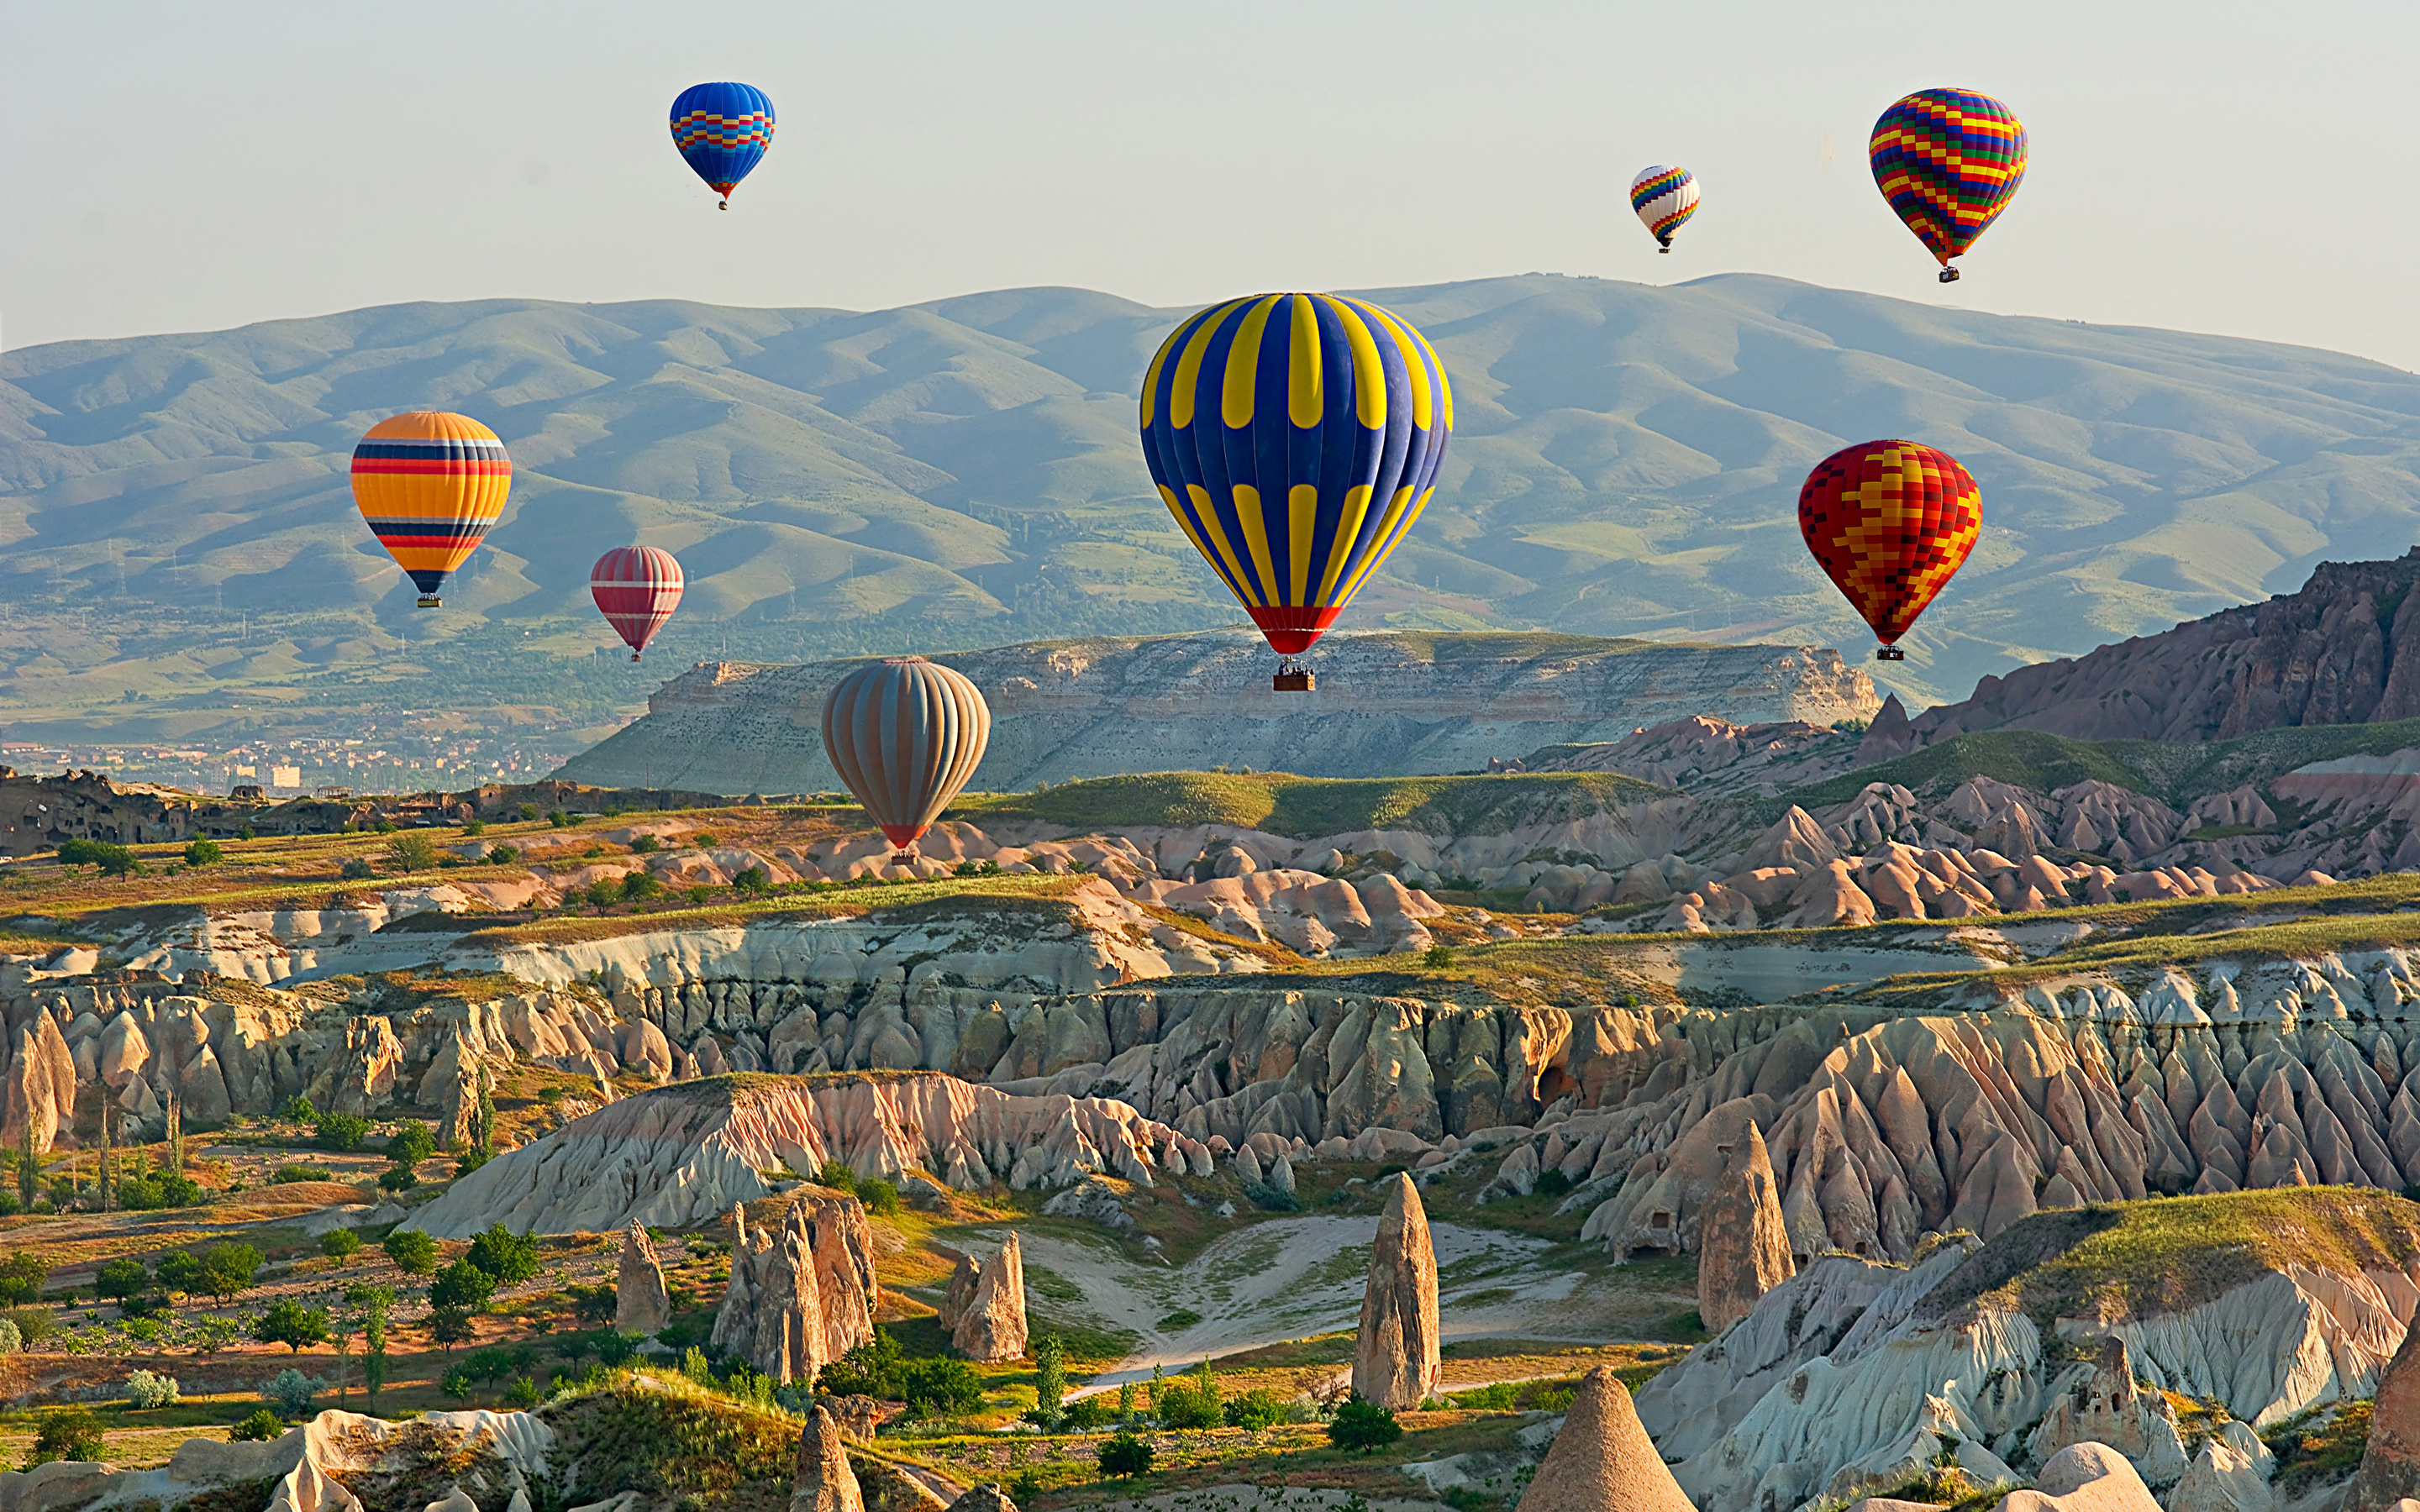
[1866,550,2420,751]
[555,631,1880,795]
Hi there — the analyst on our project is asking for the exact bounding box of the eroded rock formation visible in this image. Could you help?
[941,1232,1027,1363]
[615,1223,671,1335]
[714,1193,878,1383]
[2348,1310,2420,1511]
[1696,1121,1794,1332]
[1352,1173,1440,1410]
[792,1405,865,1512]
[1514,1364,1693,1512]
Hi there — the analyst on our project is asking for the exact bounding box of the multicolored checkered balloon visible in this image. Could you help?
[1798,440,1981,655]
[1869,88,2026,281]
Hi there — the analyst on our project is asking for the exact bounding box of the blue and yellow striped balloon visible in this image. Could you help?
[1139,293,1453,655]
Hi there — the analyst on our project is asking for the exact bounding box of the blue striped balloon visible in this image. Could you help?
[1138,293,1453,655]
[670,81,775,207]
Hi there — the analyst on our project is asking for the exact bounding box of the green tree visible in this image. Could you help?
[429,1260,497,1311]
[733,866,771,895]
[321,1230,362,1261]
[313,1112,371,1152]
[156,1251,204,1297]
[441,1368,476,1404]
[25,1407,104,1467]
[252,1298,331,1354]
[815,1327,903,1398]
[197,1242,263,1305]
[183,837,224,867]
[466,1226,539,1286]
[517,803,539,822]
[620,871,660,902]
[427,1304,475,1351]
[900,1357,983,1417]
[386,1121,439,1165]
[381,1228,439,1277]
[1327,1397,1402,1454]
[485,843,520,865]
[857,1179,901,1215]
[94,1257,148,1304]
[278,1094,318,1125]
[349,1284,396,1410]
[58,839,139,877]
[378,1166,420,1193]
[1223,1389,1286,1429]
[1031,1334,1066,1430]
[16,1122,35,1213]
[0,1252,48,1306]
[1096,1432,1153,1479]
[384,832,439,871]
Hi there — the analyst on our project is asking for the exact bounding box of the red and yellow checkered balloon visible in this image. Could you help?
[1798,440,1981,646]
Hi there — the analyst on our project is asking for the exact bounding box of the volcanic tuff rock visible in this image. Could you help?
[944,1232,1028,1363]
[615,1223,671,1335]
[2346,1311,2420,1511]
[792,1407,865,1512]
[713,1194,878,1383]
[1696,1121,1795,1332]
[941,1488,1017,1512]
[407,1073,1195,1236]
[557,632,1881,795]
[1512,1366,1693,1512]
[1353,1173,1442,1410]
[1868,551,2420,751]
[2027,1337,2189,1486]
[1996,1443,2162,1512]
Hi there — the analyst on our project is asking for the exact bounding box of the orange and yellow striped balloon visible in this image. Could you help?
[350,412,511,607]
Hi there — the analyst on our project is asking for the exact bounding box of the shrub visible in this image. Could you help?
[1420,943,1455,969]
[125,1369,180,1409]
[581,879,619,909]
[1097,1431,1153,1479]
[1244,1181,1298,1212]
[1534,1168,1574,1197]
[502,1375,544,1408]
[1158,1378,1222,1430]
[629,834,660,854]
[339,857,375,880]
[430,1260,497,1311]
[314,1112,371,1152]
[462,820,486,837]
[3,1308,50,1347]
[466,1225,540,1285]
[1062,1395,1113,1430]
[183,838,224,867]
[816,1328,903,1399]
[278,1094,318,1124]
[1223,1389,1287,1430]
[382,1229,439,1277]
[1453,1380,1518,1410]
[271,1163,334,1184]
[0,1317,22,1354]
[815,1158,857,1194]
[733,866,771,895]
[595,1331,643,1367]
[1328,1396,1402,1454]
[95,1257,149,1303]
[387,1121,439,1164]
[25,1406,104,1467]
[229,1408,286,1442]
[621,871,660,902]
[857,1179,901,1215]
[686,885,714,905]
[58,839,139,877]
[901,1357,984,1418]
[263,1368,320,1419]
[690,832,716,847]
[252,1298,331,1353]
[1010,1472,1044,1504]
[378,1166,420,1194]
[517,803,539,821]
[486,843,520,865]
[0,1252,47,1305]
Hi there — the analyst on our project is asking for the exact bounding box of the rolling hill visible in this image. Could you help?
[5,273,2419,753]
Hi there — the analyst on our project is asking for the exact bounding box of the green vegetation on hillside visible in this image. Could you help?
[1918,1189,2420,1326]
[958,769,1669,838]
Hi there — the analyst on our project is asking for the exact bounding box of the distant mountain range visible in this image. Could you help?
[4,273,2418,748]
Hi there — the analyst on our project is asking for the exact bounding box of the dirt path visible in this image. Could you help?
[1001,1215,1639,1390]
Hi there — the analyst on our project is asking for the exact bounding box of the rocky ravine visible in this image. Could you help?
[555,629,1881,795]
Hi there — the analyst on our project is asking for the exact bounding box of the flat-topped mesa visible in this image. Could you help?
[946,1232,1028,1363]
[713,1191,877,1384]
[615,1222,671,1335]
[1352,1172,1440,1409]
[558,631,1881,795]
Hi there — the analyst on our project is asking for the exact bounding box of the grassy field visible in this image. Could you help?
[955,769,1670,840]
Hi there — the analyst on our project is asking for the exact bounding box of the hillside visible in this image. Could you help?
[554,628,1878,793]
[7,274,2420,760]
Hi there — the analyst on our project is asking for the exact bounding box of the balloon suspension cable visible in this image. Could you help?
[1876,646,1907,662]
[1938,266,1961,284]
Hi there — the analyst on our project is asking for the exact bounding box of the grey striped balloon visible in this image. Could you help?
[820,657,992,850]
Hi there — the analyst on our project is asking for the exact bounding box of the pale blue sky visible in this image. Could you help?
[6,0,2414,369]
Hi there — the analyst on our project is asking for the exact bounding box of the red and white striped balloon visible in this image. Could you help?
[590,547,685,661]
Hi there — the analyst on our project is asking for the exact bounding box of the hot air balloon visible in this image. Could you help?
[1629,165,1700,253]
[1139,293,1453,691]
[1798,440,1980,661]
[1869,88,2027,282]
[590,547,685,661]
[670,81,774,208]
[821,658,992,854]
[350,412,511,608]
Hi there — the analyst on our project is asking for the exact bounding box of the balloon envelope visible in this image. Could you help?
[1138,293,1453,656]
[350,412,510,606]
[670,81,774,203]
[1869,88,2027,270]
[1629,165,1700,249]
[591,546,685,660]
[821,658,992,849]
[1798,440,1981,648]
